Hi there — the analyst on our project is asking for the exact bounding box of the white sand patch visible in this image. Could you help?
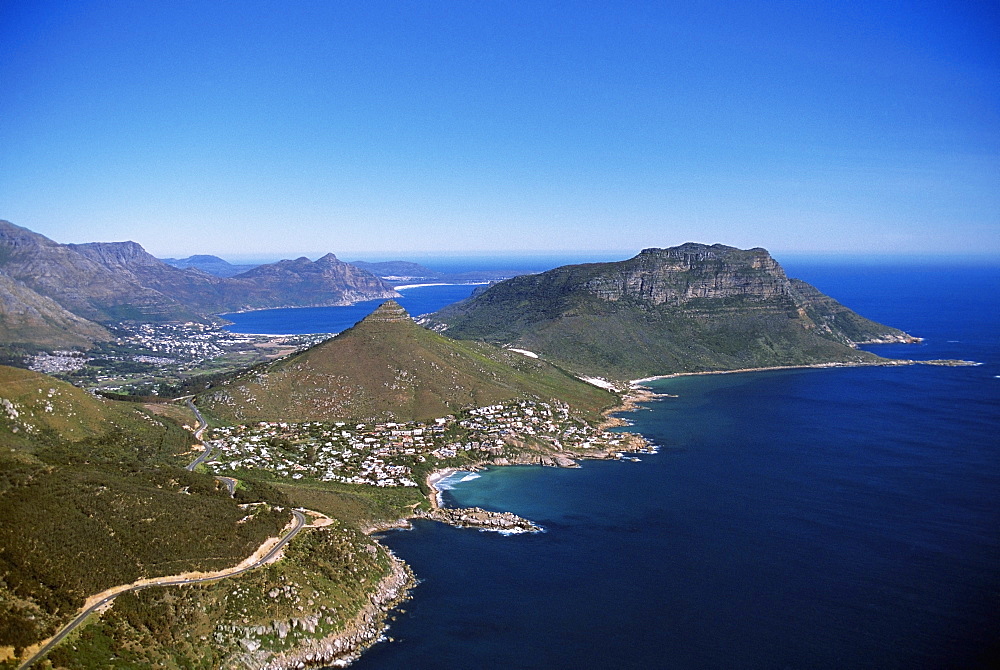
[579,376,620,391]
[395,282,490,290]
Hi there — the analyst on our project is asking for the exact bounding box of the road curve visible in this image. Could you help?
[17,510,307,670]
[184,399,212,471]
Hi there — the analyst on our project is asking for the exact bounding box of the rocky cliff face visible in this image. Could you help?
[584,244,790,306]
[0,221,201,323]
[428,243,918,379]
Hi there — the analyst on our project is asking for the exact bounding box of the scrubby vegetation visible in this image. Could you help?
[0,367,288,653]
[428,245,914,380]
[24,522,397,670]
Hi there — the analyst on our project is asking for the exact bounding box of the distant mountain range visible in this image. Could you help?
[161,255,520,286]
[199,300,615,424]
[427,243,918,380]
[0,220,398,348]
[160,254,259,277]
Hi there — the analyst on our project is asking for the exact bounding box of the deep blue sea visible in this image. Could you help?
[238,260,999,669]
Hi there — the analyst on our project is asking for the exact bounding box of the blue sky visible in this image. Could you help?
[2,1,997,259]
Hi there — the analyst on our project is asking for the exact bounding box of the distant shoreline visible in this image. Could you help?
[629,357,978,386]
[394,281,490,290]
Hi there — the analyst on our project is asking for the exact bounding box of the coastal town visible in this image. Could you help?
[28,322,332,393]
[203,399,652,488]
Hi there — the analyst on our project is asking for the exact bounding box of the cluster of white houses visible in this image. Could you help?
[205,400,629,487]
[112,322,324,364]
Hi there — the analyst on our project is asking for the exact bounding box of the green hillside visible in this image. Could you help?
[0,366,287,653]
[428,244,917,380]
[199,301,616,424]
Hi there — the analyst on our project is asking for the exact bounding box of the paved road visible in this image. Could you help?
[184,399,212,471]
[17,510,307,670]
[217,476,238,496]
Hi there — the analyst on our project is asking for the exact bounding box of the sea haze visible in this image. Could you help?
[338,262,999,670]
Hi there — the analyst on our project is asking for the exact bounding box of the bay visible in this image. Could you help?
[221,283,480,335]
[343,262,1000,670]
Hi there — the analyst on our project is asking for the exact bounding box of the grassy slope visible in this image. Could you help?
[0,366,287,652]
[199,306,616,425]
[34,521,396,670]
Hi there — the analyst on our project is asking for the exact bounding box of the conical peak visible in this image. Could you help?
[361,300,412,324]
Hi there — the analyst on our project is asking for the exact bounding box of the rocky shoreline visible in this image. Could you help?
[258,550,414,670]
[250,389,656,669]
[414,505,543,533]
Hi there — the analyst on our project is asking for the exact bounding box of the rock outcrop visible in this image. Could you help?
[583,244,789,306]
[415,506,542,533]
[256,551,413,670]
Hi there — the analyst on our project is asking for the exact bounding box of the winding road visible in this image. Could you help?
[17,510,307,670]
[17,398,300,670]
[184,398,212,471]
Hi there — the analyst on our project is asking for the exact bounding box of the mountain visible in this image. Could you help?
[198,300,616,424]
[0,273,112,349]
[426,243,917,380]
[226,253,399,310]
[69,242,401,315]
[0,220,203,323]
[0,220,400,339]
[160,254,258,277]
[347,259,528,285]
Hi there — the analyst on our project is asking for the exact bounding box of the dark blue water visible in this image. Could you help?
[338,262,1000,670]
[221,283,480,334]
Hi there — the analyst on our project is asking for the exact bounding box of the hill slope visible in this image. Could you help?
[427,244,916,380]
[0,273,111,349]
[199,301,616,424]
[0,366,287,651]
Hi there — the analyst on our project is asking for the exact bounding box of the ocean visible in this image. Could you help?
[227,260,1000,669]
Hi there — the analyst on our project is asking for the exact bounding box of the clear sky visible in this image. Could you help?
[2,1,997,259]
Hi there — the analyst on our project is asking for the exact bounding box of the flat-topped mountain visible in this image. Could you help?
[199,301,616,424]
[427,243,917,380]
[0,220,399,344]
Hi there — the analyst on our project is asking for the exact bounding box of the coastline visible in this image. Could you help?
[320,355,985,668]
[629,357,980,386]
[259,550,415,670]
